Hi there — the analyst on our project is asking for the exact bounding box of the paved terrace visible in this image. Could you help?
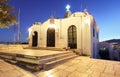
[0,45,120,77]
[0,59,35,77]
[0,49,66,56]
[0,56,120,77]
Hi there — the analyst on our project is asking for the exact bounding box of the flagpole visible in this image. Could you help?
[18,8,20,44]
[14,25,16,44]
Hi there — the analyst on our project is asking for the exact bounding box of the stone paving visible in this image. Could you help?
[0,59,36,77]
[35,56,120,77]
[0,56,120,77]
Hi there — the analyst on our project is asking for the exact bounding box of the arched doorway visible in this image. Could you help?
[32,31,38,47]
[47,28,55,47]
[68,25,77,49]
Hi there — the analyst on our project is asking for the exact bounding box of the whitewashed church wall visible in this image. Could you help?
[90,19,99,58]
[28,12,99,58]
[42,21,50,47]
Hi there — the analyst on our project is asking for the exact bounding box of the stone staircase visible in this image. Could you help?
[39,51,77,70]
[0,50,77,71]
[16,51,77,71]
[15,51,77,70]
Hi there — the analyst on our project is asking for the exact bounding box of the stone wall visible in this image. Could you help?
[0,44,28,51]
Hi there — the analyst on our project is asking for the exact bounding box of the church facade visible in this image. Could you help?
[28,7,99,58]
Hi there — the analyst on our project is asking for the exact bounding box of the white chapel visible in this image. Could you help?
[28,5,99,58]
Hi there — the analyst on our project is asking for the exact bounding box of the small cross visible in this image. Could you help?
[66,4,70,11]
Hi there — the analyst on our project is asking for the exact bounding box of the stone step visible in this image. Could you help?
[0,51,73,60]
[15,51,75,64]
[0,51,74,64]
[38,47,65,51]
[39,51,73,59]
[16,57,40,64]
[40,52,75,64]
[0,52,16,59]
[25,47,66,51]
[14,52,74,65]
[43,55,77,70]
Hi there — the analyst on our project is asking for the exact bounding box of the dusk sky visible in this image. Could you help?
[0,0,120,43]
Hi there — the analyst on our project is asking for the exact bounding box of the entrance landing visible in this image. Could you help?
[0,49,67,57]
[0,49,77,70]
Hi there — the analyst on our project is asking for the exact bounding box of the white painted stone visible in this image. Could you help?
[28,11,99,58]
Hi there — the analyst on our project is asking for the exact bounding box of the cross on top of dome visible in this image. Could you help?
[66,4,71,11]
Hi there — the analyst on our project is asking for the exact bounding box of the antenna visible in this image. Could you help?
[53,11,56,18]
[85,0,88,12]
[51,10,53,17]
[80,3,83,12]
[51,10,56,18]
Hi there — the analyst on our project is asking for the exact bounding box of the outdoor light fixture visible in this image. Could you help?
[28,27,31,32]
[85,17,90,25]
[28,27,32,36]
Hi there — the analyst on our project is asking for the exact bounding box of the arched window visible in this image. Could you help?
[93,27,95,37]
[32,31,38,47]
[68,25,77,49]
[97,31,99,39]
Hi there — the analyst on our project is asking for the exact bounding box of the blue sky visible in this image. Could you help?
[0,0,120,42]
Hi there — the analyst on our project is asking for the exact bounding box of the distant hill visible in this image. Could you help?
[105,39,120,43]
[0,42,28,44]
